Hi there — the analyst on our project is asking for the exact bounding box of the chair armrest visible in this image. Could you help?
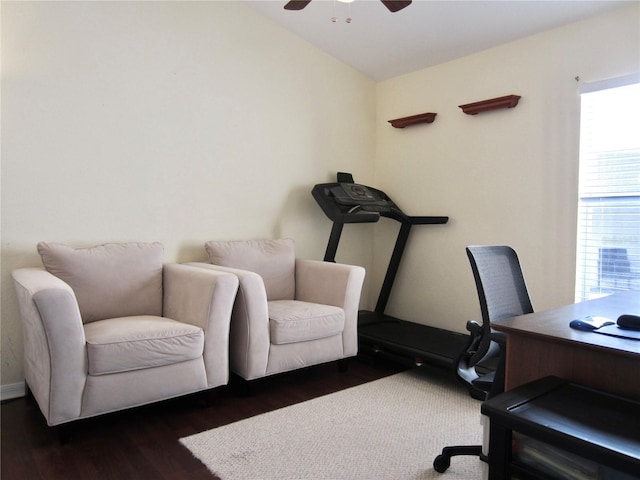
[186,262,270,380]
[490,331,507,346]
[466,319,483,335]
[295,259,365,309]
[463,320,483,354]
[466,319,496,367]
[12,268,87,425]
[295,259,365,357]
[487,332,508,397]
[163,263,239,329]
[163,264,239,387]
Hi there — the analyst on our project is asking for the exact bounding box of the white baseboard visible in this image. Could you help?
[1,381,26,401]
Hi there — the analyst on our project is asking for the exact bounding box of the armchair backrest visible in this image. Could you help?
[37,242,164,323]
[205,238,296,301]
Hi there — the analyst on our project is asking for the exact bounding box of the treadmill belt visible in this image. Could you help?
[359,319,468,366]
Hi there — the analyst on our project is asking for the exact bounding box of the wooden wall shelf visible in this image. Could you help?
[458,95,521,115]
[388,112,437,128]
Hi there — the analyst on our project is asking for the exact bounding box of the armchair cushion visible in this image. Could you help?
[37,242,164,323]
[84,316,204,375]
[205,239,295,301]
[268,300,345,345]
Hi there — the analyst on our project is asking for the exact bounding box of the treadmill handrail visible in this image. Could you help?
[408,216,449,225]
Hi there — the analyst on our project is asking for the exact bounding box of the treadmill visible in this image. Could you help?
[312,172,469,369]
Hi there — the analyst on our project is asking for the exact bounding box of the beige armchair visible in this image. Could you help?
[189,238,365,381]
[12,242,239,426]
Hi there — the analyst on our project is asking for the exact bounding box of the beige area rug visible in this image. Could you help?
[180,368,485,479]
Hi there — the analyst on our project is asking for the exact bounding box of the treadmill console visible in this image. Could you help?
[312,175,403,224]
[333,183,384,206]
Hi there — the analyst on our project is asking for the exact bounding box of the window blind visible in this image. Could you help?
[575,79,640,301]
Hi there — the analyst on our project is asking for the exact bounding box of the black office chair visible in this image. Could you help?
[433,245,534,473]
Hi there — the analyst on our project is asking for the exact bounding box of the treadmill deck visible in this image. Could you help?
[358,310,469,369]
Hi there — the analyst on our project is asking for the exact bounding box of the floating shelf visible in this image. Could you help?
[388,112,437,128]
[458,95,521,115]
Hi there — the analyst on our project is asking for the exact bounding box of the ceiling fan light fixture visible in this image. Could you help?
[332,0,353,24]
[284,0,411,13]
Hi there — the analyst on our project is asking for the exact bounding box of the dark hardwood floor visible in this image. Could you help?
[1,357,407,480]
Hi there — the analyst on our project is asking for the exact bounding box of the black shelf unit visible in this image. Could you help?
[311,174,468,369]
[482,376,640,480]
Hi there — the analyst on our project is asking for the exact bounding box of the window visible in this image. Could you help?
[575,75,640,301]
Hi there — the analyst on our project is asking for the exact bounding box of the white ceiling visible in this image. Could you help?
[245,0,634,81]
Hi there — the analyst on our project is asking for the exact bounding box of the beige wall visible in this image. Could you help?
[374,4,639,332]
[1,2,639,390]
[0,1,376,386]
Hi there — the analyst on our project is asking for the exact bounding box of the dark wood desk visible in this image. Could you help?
[491,291,640,400]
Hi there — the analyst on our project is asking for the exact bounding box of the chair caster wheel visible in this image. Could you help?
[433,454,450,473]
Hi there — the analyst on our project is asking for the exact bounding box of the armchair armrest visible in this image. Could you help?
[295,259,365,311]
[163,264,239,387]
[12,268,87,425]
[186,262,271,380]
[295,259,365,357]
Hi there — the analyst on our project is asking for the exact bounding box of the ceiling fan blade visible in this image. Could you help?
[284,0,312,10]
[380,0,412,13]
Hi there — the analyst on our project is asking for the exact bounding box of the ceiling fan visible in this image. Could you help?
[284,0,412,13]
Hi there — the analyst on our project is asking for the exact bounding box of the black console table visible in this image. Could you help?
[482,376,640,480]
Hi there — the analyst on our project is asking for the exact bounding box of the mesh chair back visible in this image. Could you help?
[467,245,533,325]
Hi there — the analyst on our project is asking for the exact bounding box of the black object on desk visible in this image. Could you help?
[482,376,640,480]
[617,313,640,331]
[596,324,640,340]
[570,313,640,340]
[311,172,468,369]
[596,311,640,340]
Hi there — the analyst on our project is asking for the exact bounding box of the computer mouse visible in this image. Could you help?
[569,316,615,331]
[617,314,640,331]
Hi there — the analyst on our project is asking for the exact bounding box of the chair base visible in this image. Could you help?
[433,445,485,473]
